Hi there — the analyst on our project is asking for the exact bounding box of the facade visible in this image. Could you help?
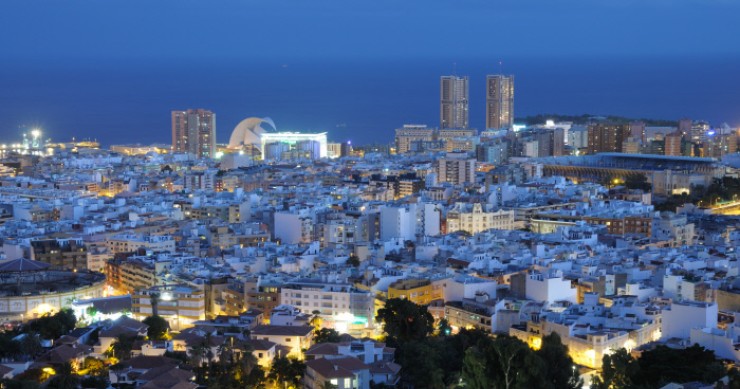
[662,301,718,341]
[664,131,683,156]
[387,279,437,306]
[132,285,206,331]
[445,203,516,234]
[280,280,375,333]
[105,234,176,255]
[394,125,434,154]
[105,256,171,294]
[587,123,628,154]
[30,238,88,271]
[250,325,314,358]
[171,109,216,158]
[435,156,476,185]
[440,75,469,129]
[485,75,514,129]
[260,132,328,160]
[0,258,106,321]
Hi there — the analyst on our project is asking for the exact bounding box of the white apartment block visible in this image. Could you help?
[526,270,577,304]
[662,301,718,340]
[106,234,176,254]
[280,280,375,333]
[446,203,516,234]
[132,285,206,331]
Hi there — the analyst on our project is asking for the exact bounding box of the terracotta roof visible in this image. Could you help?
[37,344,93,364]
[115,356,178,370]
[244,339,276,351]
[369,361,401,375]
[305,342,339,356]
[251,325,313,337]
[306,357,369,379]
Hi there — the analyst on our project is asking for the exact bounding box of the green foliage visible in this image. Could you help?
[536,333,583,389]
[267,356,305,389]
[375,298,434,347]
[142,315,169,340]
[24,309,76,340]
[110,334,139,360]
[314,328,342,344]
[163,350,189,363]
[591,348,640,389]
[46,362,79,389]
[346,255,361,267]
[396,340,445,388]
[0,378,40,389]
[624,175,652,192]
[461,335,545,389]
[79,376,108,389]
[592,345,727,389]
[436,318,452,336]
[85,306,98,318]
[633,344,725,386]
[82,356,107,376]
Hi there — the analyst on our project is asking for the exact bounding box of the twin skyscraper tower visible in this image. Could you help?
[440,74,514,130]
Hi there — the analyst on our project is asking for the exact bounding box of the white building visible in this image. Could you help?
[260,132,328,159]
[106,234,175,254]
[435,154,476,185]
[662,301,718,340]
[526,270,577,304]
[280,279,375,333]
[445,203,516,234]
[379,203,440,241]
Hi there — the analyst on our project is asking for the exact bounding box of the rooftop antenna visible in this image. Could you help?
[452,62,457,76]
[498,60,503,75]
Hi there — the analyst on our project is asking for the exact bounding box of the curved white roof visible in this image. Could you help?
[228,117,276,149]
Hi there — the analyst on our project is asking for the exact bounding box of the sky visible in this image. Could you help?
[1,0,740,145]
[3,0,740,62]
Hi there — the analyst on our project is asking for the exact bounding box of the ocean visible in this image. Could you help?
[1,56,739,146]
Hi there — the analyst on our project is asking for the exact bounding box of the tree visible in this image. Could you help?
[436,318,452,336]
[82,357,106,376]
[109,334,137,360]
[536,333,582,389]
[149,292,160,317]
[375,298,434,347]
[268,356,305,389]
[624,174,652,192]
[314,328,341,344]
[633,344,725,386]
[46,362,79,389]
[25,309,76,340]
[346,255,360,268]
[142,315,169,340]
[591,348,639,389]
[396,340,445,388]
[461,335,544,389]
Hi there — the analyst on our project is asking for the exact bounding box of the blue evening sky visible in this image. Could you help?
[2,0,739,63]
[1,1,740,145]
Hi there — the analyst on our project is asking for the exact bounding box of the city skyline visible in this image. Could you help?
[2,1,740,145]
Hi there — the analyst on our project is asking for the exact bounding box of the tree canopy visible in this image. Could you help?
[143,315,170,340]
[375,298,434,347]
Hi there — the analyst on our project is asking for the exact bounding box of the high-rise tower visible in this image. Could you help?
[440,75,469,129]
[485,75,514,129]
[172,109,216,158]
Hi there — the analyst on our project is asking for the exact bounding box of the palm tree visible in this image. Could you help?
[217,337,234,365]
[189,342,209,369]
[149,292,160,317]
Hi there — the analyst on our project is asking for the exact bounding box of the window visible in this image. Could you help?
[285,338,291,342]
